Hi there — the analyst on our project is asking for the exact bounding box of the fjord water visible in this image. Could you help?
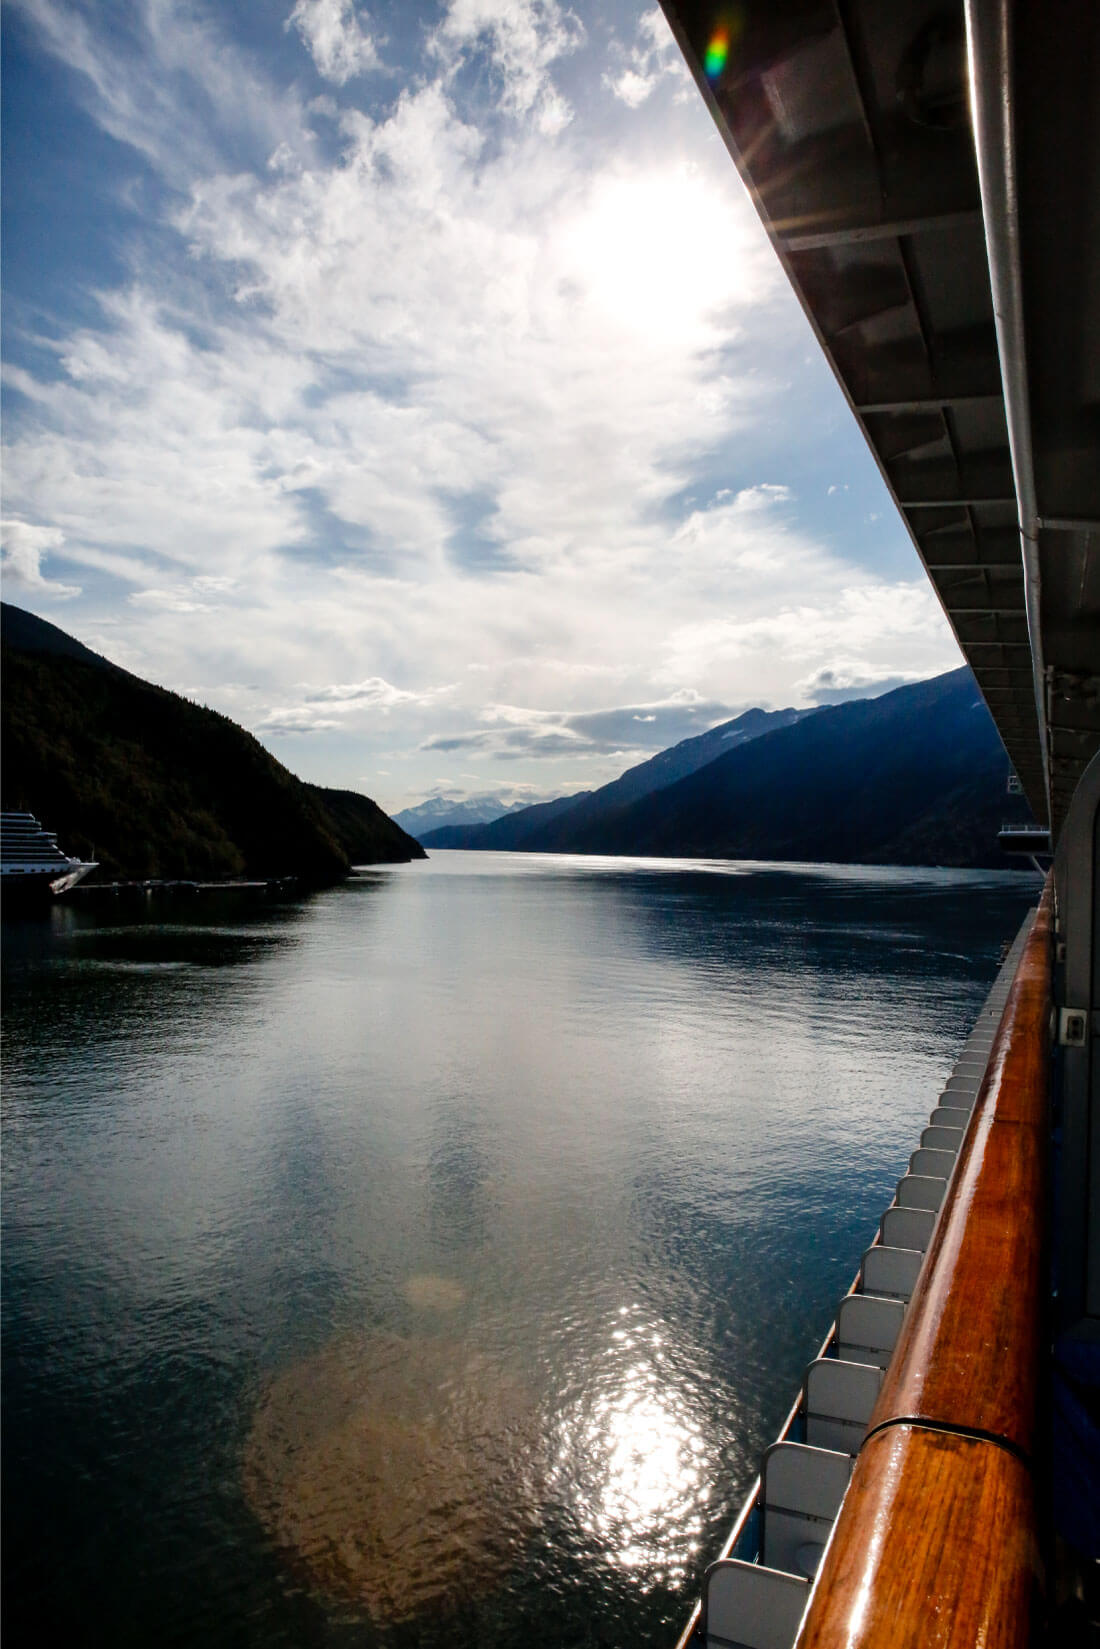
[3,852,1036,1647]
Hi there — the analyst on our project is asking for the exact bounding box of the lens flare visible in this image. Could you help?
[704,11,743,81]
[704,28,731,79]
[244,1332,542,1622]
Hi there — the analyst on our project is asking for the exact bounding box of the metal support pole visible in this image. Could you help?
[964,0,1051,826]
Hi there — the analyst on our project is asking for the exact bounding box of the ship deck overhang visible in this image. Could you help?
[659,0,1100,843]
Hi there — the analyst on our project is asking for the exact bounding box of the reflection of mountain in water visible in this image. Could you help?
[600,863,1028,1004]
[5,858,1039,1648]
[243,1332,542,1622]
[1,896,313,1067]
[426,1106,499,1252]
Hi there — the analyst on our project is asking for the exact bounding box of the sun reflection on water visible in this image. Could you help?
[551,1305,712,1582]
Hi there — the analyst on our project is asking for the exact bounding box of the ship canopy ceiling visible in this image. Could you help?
[660,0,1100,840]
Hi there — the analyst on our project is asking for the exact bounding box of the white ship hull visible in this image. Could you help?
[1,862,94,895]
[1,812,97,902]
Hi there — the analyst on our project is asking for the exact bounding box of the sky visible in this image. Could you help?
[1,0,965,815]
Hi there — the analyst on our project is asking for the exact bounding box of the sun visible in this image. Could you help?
[558,164,756,341]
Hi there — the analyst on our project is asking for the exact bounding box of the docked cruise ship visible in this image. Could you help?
[0,811,96,898]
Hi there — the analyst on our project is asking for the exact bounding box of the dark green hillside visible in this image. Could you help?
[304,785,422,868]
[1,604,424,881]
[0,601,120,671]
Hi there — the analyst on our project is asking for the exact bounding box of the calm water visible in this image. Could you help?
[2,851,1037,1647]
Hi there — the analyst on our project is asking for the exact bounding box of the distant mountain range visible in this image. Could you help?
[399,709,816,847]
[420,704,811,850]
[421,670,1033,867]
[424,703,813,852]
[393,794,537,840]
[4,599,1033,880]
[1,603,424,883]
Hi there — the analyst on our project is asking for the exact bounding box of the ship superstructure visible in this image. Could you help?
[1,811,96,897]
[658,2,1100,1645]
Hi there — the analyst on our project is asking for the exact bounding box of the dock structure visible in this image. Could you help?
[659,1,1099,1643]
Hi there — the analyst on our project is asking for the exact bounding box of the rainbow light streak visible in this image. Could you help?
[704,26,731,80]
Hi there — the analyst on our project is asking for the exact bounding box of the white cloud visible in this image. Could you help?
[606,70,653,109]
[129,588,213,614]
[604,5,686,108]
[795,661,925,705]
[661,578,958,703]
[533,87,573,137]
[430,0,584,131]
[10,0,315,185]
[288,0,380,86]
[305,676,451,709]
[3,78,771,624]
[253,675,454,736]
[4,288,311,576]
[0,519,81,598]
[2,0,961,811]
[253,707,345,735]
[419,688,740,760]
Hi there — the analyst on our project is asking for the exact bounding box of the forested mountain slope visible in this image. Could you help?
[1,604,423,881]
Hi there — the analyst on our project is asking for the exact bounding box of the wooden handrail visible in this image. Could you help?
[869,882,1051,1456]
[794,882,1052,1648]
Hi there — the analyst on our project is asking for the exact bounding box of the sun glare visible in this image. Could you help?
[550,1307,711,1581]
[561,168,752,339]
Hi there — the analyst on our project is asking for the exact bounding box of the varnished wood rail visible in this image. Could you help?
[794,882,1052,1649]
